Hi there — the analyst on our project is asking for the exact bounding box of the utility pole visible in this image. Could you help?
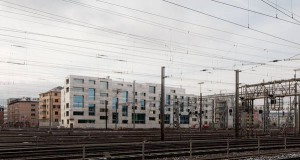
[212,98,215,130]
[132,80,136,129]
[263,97,266,133]
[160,66,165,141]
[115,98,118,130]
[235,70,241,138]
[49,92,52,131]
[295,72,298,135]
[278,98,280,129]
[105,100,108,130]
[198,82,204,132]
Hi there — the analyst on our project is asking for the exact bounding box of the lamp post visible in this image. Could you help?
[198,82,204,132]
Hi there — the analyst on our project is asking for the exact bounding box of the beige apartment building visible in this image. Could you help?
[39,86,63,128]
[7,98,39,127]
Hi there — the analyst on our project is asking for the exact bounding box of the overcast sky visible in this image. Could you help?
[1,0,300,104]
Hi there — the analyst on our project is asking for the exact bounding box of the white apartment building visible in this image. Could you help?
[60,75,234,129]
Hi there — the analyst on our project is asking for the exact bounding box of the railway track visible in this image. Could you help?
[0,128,297,159]
[1,137,300,159]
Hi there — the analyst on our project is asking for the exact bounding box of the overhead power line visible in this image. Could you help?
[161,0,300,46]
[261,0,300,23]
[93,0,300,50]
[264,0,300,19]
[2,0,299,57]
[210,0,300,26]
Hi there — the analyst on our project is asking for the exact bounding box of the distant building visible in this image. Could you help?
[60,75,235,129]
[200,94,235,129]
[38,86,63,128]
[0,105,4,127]
[7,97,39,128]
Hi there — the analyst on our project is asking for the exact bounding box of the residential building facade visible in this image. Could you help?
[38,86,63,128]
[7,97,39,127]
[60,75,235,129]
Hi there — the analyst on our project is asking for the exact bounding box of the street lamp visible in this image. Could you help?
[198,82,204,132]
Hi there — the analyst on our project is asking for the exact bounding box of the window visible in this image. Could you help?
[74,78,84,84]
[73,95,84,107]
[66,87,69,92]
[112,98,118,110]
[149,117,155,121]
[122,120,128,124]
[73,111,84,116]
[66,79,69,84]
[31,113,35,116]
[100,81,108,90]
[150,103,156,107]
[57,105,60,109]
[122,91,128,102]
[150,110,156,114]
[180,103,184,112]
[122,106,128,116]
[140,99,146,110]
[78,119,95,123]
[55,111,58,115]
[55,119,58,122]
[66,111,69,116]
[100,116,107,120]
[164,114,170,124]
[192,118,197,121]
[89,80,95,85]
[74,87,84,92]
[132,113,145,124]
[31,104,35,107]
[149,96,156,101]
[112,112,118,123]
[31,109,35,112]
[100,93,108,97]
[166,95,171,105]
[53,105,56,109]
[149,86,156,94]
[100,100,106,105]
[171,90,176,93]
[66,103,69,108]
[62,120,64,124]
[89,104,95,116]
[88,88,95,100]
[180,115,189,124]
[54,93,58,96]
[55,99,59,102]
[100,108,108,112]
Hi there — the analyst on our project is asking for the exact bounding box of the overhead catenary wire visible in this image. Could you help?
[0,0,298,98]
[0,29,296,74]
[161,0,300,46]
[261,0,300,23]
[1,0,300,58]
[93,0,300,51]
[210,0,300,26]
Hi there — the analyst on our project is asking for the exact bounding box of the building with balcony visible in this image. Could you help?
[60,75,235,129]
[7,97,39,128]
[38,86,63,128]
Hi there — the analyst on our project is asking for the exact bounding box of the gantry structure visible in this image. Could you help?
[239,78,300,136]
